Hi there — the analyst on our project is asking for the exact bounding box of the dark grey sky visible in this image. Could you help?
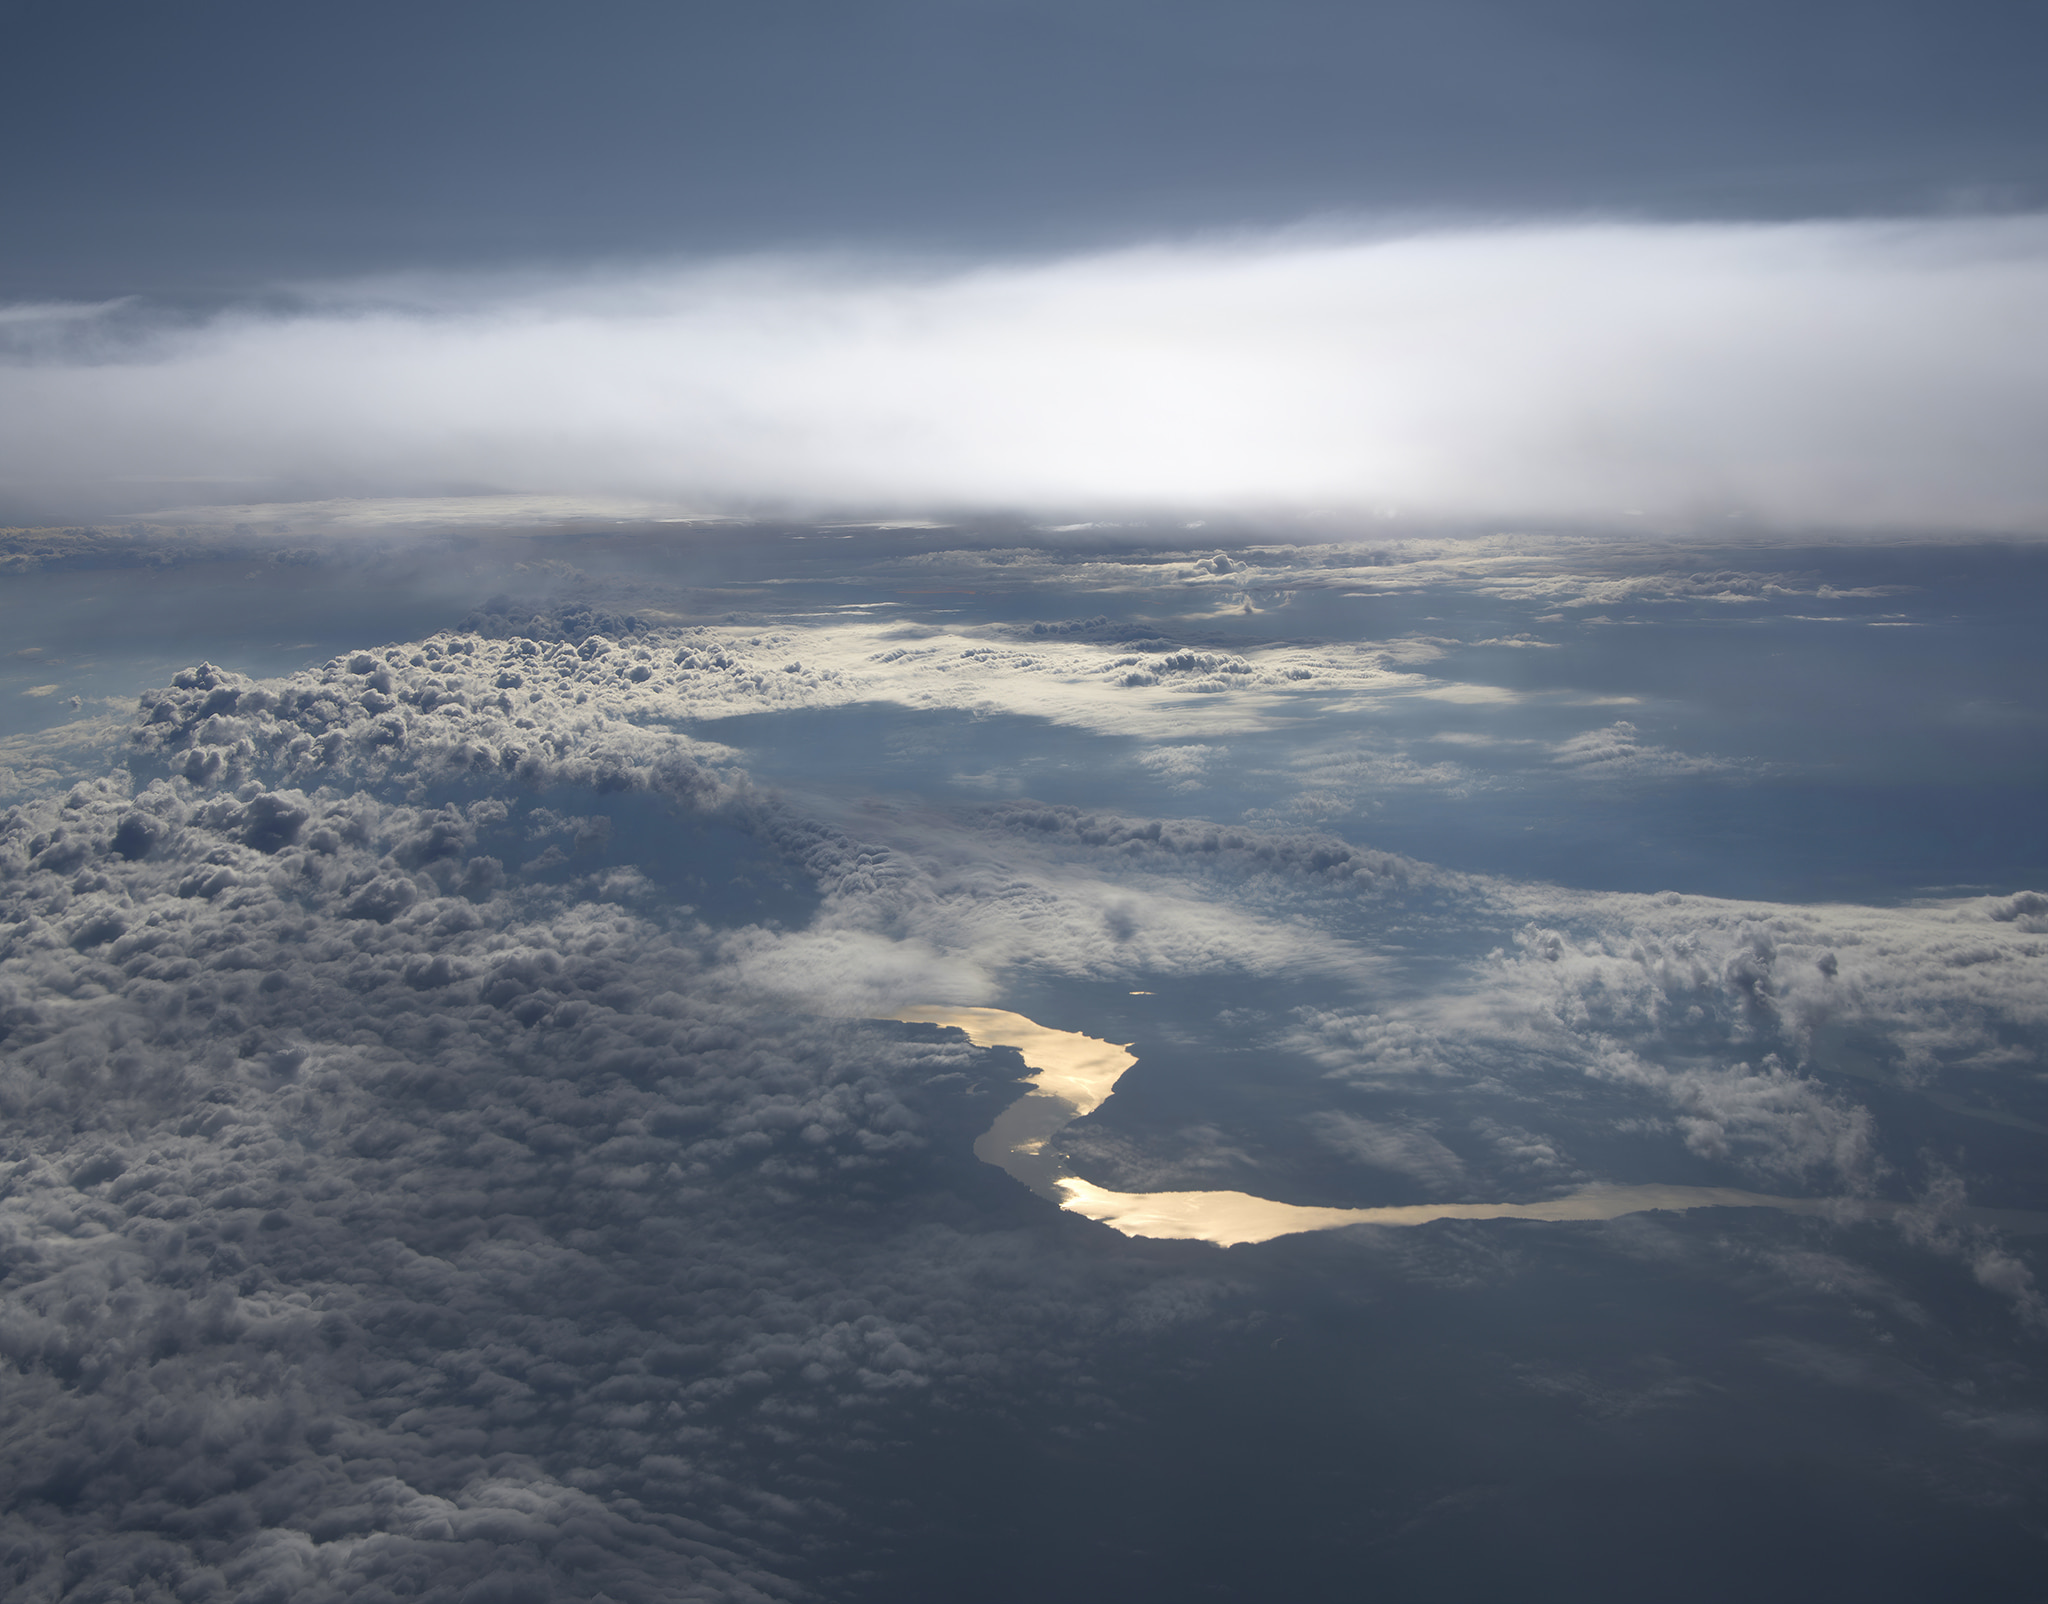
[6,0,2047,300]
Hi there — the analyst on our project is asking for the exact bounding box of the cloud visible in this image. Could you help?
[1308,1111,1469,1192]
[6,217,2048,526]
[1549,720,1748,779]
[1135,744,1218,790]
[0,751,1271,1597]
[6,599,2048,1591]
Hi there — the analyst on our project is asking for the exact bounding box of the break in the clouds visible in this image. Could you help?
[5,216,2047,528]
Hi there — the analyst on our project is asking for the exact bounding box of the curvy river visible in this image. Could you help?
[889,1005,2044,1247]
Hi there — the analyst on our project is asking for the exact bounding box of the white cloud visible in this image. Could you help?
[1135,744,1218,789]
[7,584,2046,1590]
[1549,720,1748,779]
[6,217,2048,527]
[1309,1110,1469,1191]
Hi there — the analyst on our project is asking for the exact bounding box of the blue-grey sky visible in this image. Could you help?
[6,0,2048,299]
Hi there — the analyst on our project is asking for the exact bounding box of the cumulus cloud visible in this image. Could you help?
[1298,882,2048,1193]
[1135,744,1218,790]
[0,736,1265,1598]
[5,588,2046,1591]
[1549,720,1747,779]
[6,217,2048,526]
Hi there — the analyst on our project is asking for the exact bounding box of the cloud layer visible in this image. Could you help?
[5,583,2047,1595]
[5,217,2048,527]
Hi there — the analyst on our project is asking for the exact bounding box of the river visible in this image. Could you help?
[888,1005,2046,1247]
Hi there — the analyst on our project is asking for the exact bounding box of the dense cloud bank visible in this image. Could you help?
[7,218,2048,527]
[0,651,1158,1597]
[3,602,2045,1597]
[0,768,1246,1599]
[82,630,2048,1192]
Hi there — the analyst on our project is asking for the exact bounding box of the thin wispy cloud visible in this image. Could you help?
[4,216,2045,527]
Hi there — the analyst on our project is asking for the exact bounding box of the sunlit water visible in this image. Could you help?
[889,1005,2044,1247]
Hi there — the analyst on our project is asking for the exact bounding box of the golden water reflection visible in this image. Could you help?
[888,1005,1135,1202]
[1057,1178,1855,1247]
[888,1005,1134,1113]
[889,1005,2045,1247]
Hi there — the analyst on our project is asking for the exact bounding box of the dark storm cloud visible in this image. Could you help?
[4,1,2047,299]
[0,762,1259,1598]
[4,608,2045,1595]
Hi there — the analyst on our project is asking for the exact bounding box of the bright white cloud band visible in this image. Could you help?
[5,217,2047,526]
